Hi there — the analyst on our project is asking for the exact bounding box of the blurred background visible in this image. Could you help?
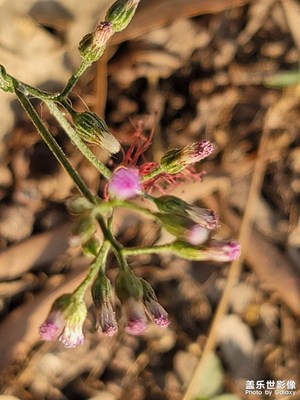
[0,0,300,399]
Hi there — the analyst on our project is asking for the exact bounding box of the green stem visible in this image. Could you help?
[122,244,173,256]
[45,100,112,180]
[94,199,155,219]
[73,240,111,299]
[14,83,95,203]
[55,61,90,101]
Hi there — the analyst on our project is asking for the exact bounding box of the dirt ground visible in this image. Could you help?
[0,0,300,399]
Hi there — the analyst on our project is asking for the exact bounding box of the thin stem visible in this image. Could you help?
[55,61,90,101]
[45,100,112,180]
[73,240,111,299]
[14,83,95,203]
[122,244,173,256]
[94,199,156,219]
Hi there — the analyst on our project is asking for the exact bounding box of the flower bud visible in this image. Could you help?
[115,268,147,335]
[153,195,219,230]
[67,197,94,214]
[0,65,14,93]
[160,140,213,174]
[39,294,87,348]
[79,21,114,64]
[171,240,241,262]
[106,0,140,32]
[92,272,118,336]
[202,240,241,262]
[140,279,169,328]
[108,167,141,200]
[73,111,120,155]
[157,213,209,245]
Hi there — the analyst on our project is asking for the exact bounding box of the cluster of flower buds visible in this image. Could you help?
[39,267,169,347]
[73,111,120,155]
[114,266,169,335]
[39,294,87,348]
[152,194,240,261]
[79,0,140,64]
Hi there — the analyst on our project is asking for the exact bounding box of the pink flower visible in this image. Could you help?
[187,225,210,246]
[39,294,87,348]
[160,140,213,174]
[140,279,169,328]
[124,298,147,335]
[39,310,65,341]
[108,167,141,199]
[157,213,210,245]
[91,273,118,337]
[115,268,148,335]
[203,240,241,262]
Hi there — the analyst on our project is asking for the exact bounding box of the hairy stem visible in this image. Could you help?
[45,100,112,180]
[122,244,173,256]
[55,61,90,101]
[73,240,111,299]
[14,83,95,203]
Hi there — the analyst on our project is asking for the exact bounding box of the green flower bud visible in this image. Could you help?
[160,140,213,174]
[115,267,143,302]
[153,195,188,214]
[67,197,94,214]
[39,293,87,348]
[140,279,169,328]
[171,241,207,261]
[0,65,14,93]
[171,240,241,262]
[115,267,147,335]
[106,0,140,32]
[156,213,209,245]
[91,272,118,336]
[153,195,219,230]
[73,111,120,155]
[79,21,114,64]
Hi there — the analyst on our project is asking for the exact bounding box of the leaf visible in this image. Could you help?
[194,352,223,399]
[211,394,242,400]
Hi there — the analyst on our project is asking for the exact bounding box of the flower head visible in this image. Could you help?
[79,21,114,63]
[39,294,87,348]
[73,111,120,155]
[108,167,141,200]
[92,273,118,336]
[171,240,241,262]
[106,0,141,32]
[115,267,147,335]
[124,297,147,335]
[160,140,213,174]
[203,240,241,262]
[153,195,219,230]
[140,279,169,328]
[157,213,209,245]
